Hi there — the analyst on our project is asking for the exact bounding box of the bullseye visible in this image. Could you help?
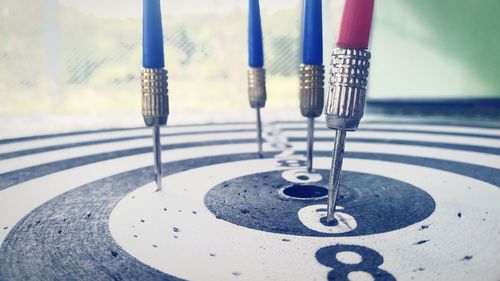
[280,184,328,199]
[205,168,435,237]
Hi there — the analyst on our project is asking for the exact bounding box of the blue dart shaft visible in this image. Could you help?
[143,0,165,68]
[302,0,323,64]
[248,0,264,68]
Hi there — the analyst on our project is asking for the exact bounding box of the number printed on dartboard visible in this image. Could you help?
[277,162,392,279]
[316,244,396,281]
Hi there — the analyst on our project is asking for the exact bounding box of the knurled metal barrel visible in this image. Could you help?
[324,48,371,131]
[248,67,267,108]
[141,68,169,126]
[300,64,324,118]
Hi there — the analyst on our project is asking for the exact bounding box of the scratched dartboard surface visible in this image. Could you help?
[0,117,499,281]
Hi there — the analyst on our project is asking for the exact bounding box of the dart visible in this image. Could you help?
[247,0,266,158]
[141,0,169,191]
[300,0,324,173]
[324,0,375,223]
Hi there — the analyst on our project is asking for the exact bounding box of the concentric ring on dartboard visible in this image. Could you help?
[1,121,499,190]
[0,120,499,280]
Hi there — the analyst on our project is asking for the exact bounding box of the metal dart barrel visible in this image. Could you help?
[141,68,169,127]
[325,48,369,130]
[141,68,169,191]
[324,47,370,222]
[300,64,324,172]
[248,67,266,157]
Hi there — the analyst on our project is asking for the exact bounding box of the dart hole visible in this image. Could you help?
[320,216,339,227]
[296,175,309,181]
[281,184,328,200]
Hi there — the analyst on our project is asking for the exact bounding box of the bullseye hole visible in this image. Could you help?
[296,175,309,181]
[320,216,339,226]
[281,184,328,199]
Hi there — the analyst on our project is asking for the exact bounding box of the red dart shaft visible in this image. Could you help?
[337,0,375,49]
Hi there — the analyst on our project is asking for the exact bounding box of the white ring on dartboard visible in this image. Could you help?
[109,157,500,281]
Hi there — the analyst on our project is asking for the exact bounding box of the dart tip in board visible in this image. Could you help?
[256,107,264,158]
[152,125,163,191]
[326,129,347,220]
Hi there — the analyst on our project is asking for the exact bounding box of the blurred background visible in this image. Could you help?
[1,0,499,138]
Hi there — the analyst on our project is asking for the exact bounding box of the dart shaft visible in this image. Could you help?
[152,125,162,191]
[326,129,346,222]
[256,107,263,158]
[306,117,314,172]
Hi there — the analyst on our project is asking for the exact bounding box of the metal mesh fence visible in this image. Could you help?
[0,0,311,114]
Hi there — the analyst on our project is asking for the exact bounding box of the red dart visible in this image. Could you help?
[324,0,375,223]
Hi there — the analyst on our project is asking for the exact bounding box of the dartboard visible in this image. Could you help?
[0,118,499,281]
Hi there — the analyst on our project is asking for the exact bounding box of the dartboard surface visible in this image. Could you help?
[0,118,499,281]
